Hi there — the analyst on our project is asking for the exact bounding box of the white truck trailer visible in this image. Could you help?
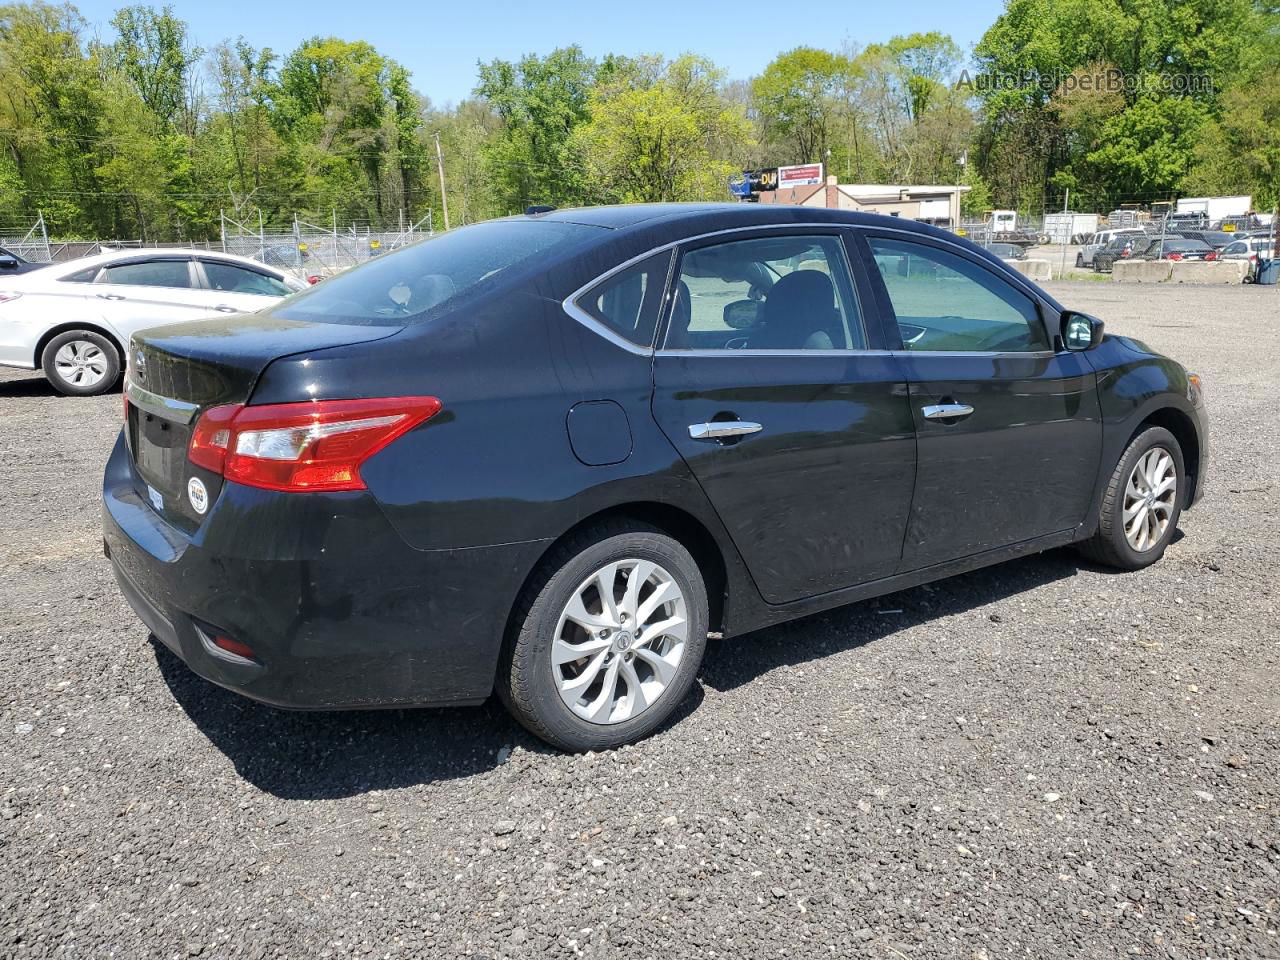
[1175,196,1252,221]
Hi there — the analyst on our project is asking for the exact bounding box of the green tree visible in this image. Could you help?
[475,46,596,211]
[751,47,851,164]
[104,5,201,134]
[575,54,751,203]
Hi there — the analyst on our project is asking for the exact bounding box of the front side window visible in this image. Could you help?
[868,237,1048,353]
[664,234,864,351]
[203,262,292,297]
[102,260,191,288]
[575,251,671,347]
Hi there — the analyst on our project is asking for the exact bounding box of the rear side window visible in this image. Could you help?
[574,251,671,347]
[102,260,191,288]
[869,237,1048,353]
[203,261,292,297]
[274,220,601,326]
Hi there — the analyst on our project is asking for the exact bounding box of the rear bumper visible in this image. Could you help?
[102,432,549,709]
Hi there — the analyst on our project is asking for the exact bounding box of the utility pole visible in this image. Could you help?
[434,132,450,231]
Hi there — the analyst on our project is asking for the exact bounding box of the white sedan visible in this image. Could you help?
[0,248,307,396]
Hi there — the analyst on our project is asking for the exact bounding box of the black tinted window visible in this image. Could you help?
[60,266,99,283]
[576,251,671,347]
[274,220,600,326]
[203,262,292,297]
[103,260,191,288]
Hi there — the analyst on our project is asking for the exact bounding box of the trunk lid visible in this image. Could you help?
[125,313,402,531]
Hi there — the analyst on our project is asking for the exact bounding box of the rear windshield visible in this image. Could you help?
[272,219,601,326]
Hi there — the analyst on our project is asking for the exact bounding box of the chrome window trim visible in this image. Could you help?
[655,348,893,358]
[561,222,859,354]
[560,219,1056,355]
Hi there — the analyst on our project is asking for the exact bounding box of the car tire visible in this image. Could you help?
[41,330,120,396]
[1078,426,1185,571]
[497,521,708,751]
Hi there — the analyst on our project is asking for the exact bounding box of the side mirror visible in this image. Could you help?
[0,255,17,270]
[1062,310,1104,351]
[723,299,761,329]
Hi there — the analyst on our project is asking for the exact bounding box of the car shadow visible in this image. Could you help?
[153,636,706,800]
[0,374,122,398]
[0,375,58,397]
[152,545,1119,799]
[699,547,1093,692]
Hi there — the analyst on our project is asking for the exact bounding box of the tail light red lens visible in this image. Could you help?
[188,396,441,493]
[1167,253,1183,260]
[1205,252,1217,261]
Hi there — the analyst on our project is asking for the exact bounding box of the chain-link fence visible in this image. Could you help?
[219,213,434,278]
[20,212,435,276]
[0,214,51,262]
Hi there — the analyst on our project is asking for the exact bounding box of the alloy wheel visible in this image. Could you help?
[53,340,109,388]
[552,558,688,725]
[1123,446,1177,552]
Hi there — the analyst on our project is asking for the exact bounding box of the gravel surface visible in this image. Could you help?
[2,281,1278,959]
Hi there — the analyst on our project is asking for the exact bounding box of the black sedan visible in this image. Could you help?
[1137,238,1216,262]
[0,244,49,275]
[1091,234,1146,272]
[105,205,1208,751]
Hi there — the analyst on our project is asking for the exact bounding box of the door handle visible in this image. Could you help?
[921,403,975,421]
[214,305,238,313]
[688,420,763,441]
[96,293,126,301]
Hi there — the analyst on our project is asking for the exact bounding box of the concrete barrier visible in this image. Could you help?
[1003,258,1052,281]
[1113,260,1173,283]
[1169,260,1250,284]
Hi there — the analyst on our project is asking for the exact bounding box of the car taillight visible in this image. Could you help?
[1205,252,1217,261]
[306,275,323,285]
[0,292,22,303]
[188,396,441,493]
[1167,253,1183,260]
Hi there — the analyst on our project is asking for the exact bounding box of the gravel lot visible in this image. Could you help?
[2,281,1278,959]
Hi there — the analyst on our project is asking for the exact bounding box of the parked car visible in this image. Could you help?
[1219,236,1277,278]
[104,205,1208,751]
[1136,238,1216,262]
[982,242,1027,260]
[1077,228,1145,267]
[0,248,307,395]
[1092,234,1146,272]
[0,244,50,276]
[1171,229,1234,250]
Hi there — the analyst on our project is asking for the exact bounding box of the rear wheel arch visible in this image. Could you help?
[509,502,729,640]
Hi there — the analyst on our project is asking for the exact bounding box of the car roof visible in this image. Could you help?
[40,247,288,277]
[518,202,958,242]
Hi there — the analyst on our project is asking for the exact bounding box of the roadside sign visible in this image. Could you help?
[777,164,824,189]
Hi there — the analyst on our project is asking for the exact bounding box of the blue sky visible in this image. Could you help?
[71,0,1007,105]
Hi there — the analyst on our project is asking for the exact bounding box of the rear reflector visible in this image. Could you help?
[188,396,441,493]
[212,633,256,660]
